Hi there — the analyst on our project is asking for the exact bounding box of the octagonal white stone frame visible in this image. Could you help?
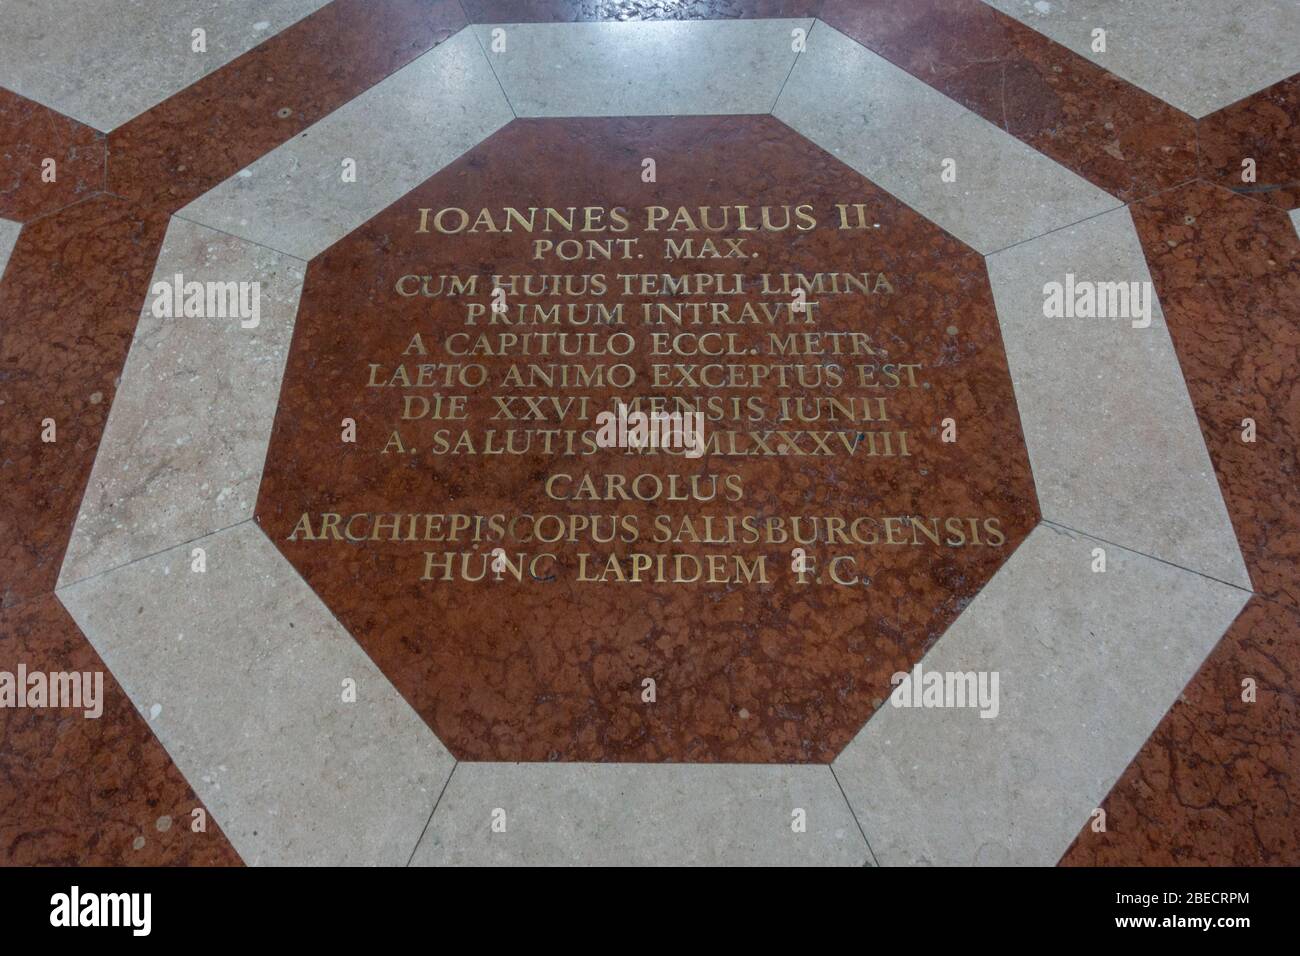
[54,20,1252,866]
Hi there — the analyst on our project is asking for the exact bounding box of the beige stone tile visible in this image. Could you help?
[59,217,304,587]
[58,522,454,866]
[834,524,1249,866]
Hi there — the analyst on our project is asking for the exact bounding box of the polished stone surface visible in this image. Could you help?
[255,115,1038,763]
[474,19,808,115]
[0,1,1293,867]
[59,218,306,587]
[1127,183,1300,609]
[58,522,454,867]
[1198,73,1300,212]
[983,0,1300,118]
[0,5,489,866]
[178,27,512,261]
[820,0,1198,203]
[834,524,1249,866]
[1061,596,1300,866]
[463,0,824,19]
[775,21,1120,255]
[0,0,332,132]
[0,197,170,607]
[108,0,468,210]
[412,762,869,866]
[0,594,241,865]
[986,205,1249,589]
[0,88,106,222]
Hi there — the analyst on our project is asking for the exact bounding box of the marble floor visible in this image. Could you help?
[0,0,1296,867]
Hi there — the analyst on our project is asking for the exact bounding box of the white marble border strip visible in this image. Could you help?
[58,217,305,587]
[986,205,1249,588]
[979,0,1300,119]
[474,19,810,117]
[58,522,455,867]
[411,762,870,866]
[0,0,333,133]
[53,26,518,864]
[178,27,514,261]
[774,20,1121,255]
[833,524,1249,866]
[55,15,1258,867]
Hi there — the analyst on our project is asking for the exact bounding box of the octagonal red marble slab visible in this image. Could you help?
[255,116,1038,762]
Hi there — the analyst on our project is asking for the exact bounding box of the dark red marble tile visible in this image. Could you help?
[1130,182,1300,610]
[820,0,1198,203]
[255,116,1039,763]
[0,595,242,865]
[0,196,168,606]
[1198,73,1300,212]
[0,90,106,223]
[462,0,821,21]
[1061,597,1300,866]
[108,0,466,209]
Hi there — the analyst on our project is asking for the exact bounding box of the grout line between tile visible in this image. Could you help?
[457,11,519,120]
[54,517,255,594]
[170,212,309,263]
[1040,518,1254,595]
[828,763,881,866]
[406,761,459,866]
[981,198,1128,259]
[17,190,109,228]
[768,19,809,114]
